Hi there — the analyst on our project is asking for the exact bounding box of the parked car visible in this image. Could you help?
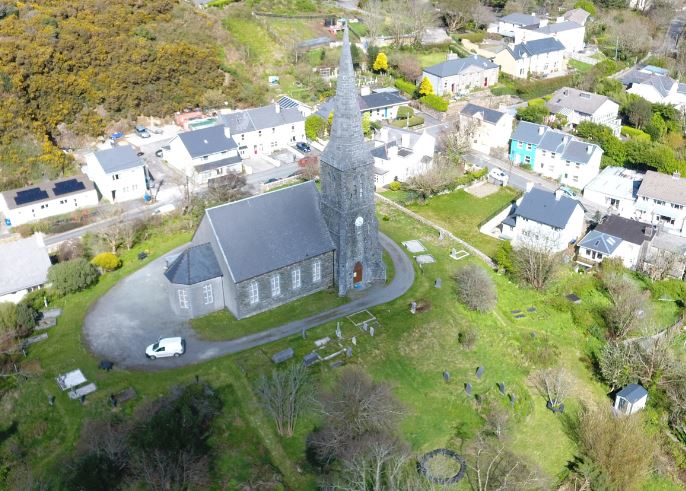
[488,167,509,186]
[295,142,311,153]
[109,131,124,142]
[558,186,578,200]
[155,149,164,158]
[264,177,280,184]
[153,204,176,215]
[135,125,151,138]
[145,337,185,359]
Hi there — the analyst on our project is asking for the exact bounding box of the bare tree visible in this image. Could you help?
[97,204,127,252]
[407,0,438,46]
[363,0,387,47]
[471,4,495,28]
[438,123,471,166]
[455,264,497,312]
[630,330,679,386]
[385,0,414,46]
[534,367,571,409]
[256,362,311,437]
[405,158,462,201]
[598,341,634,391]
[642,248,682,281]
[511,234,560,290]
[130,449,210,491]
[436,0,478,32]
[602,272,650,340]
[298,156,320,181]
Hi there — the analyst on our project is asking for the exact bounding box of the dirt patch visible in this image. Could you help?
[415,299,432,313]
[465,182,500,198]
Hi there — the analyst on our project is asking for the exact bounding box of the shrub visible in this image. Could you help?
[388,181,402,191]
[15,303,38,331]
[528,98,546,106]
[517,104,549,124]
[0,303,17,333]
[91,252,122,272]
[456,31,485,43]
[390,115,424,127]
[394,78,417,97]
[305,115,325,141]
[48,258,99,296]
[621,125,650,142]
[420,94,448,112]
[372,52,389,72]
[396,106,414,119]
[454,264,497,312]
[418,76,434,97]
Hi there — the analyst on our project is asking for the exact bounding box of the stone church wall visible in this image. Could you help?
[167,276,225,319]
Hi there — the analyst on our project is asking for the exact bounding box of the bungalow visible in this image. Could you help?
[515,21,585,53]
[0,175,98,227]
[315,88,410,122]
[635,170,686,237]
[488,13,544,38]
[618,65,686,110]
[165,125,243,185]
[583,167,643,218]
[85,145,147,203]
[493,37,567,79]
[370,127,435,188]
[501,185,585,252]
[547,87,621,136]
[577,215,654,269]
[421,55,500,96]
[614,384,648,415]
[458,103,514,155]
[0,234,52,304]
[509,121,602,189]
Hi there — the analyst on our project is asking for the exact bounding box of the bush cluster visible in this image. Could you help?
[420,94,449,112]
[91,252,122,272]
[47,258,99,296]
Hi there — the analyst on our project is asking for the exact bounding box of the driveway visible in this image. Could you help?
[83,233,415,371]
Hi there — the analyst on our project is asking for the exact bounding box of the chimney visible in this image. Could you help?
[586,145,592,154]
[379,127,389,142]
[538,126,545,135]
[274,102,281,114]
[400,133,410,148]
[224,125,231,138]
[360,86,371,96]
[387,144,398,158]
[555,189,563,200]
[644,226,654,238]
[525,181,534,193]
[673,171,681,179]
[562,136,568,144]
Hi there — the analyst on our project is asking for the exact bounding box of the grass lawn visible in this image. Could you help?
[223,15,281,65]
[382,186,521,259]
[415,51,449,68]
[191,289,348,341]
[569,59,594,73]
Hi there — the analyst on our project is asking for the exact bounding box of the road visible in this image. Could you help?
[664,12,686,53]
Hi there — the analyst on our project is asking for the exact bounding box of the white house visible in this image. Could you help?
[501,185,585,252]
[515,21,585,53]
[458,103,514,155]
[583,167,644,218]
[547,87,621,136]
[276,95,313,117]
[85,145,147,203]
[577,215,654,269]
[0,175,98,227]
[370,127,435,188]
[421,55,500,96]
[220,103,305,158]
[635,170,686,237]
[614,384,648,415]
[493,37,567,79]
[488,13,544,38]
[0,234,52,303]
[165,125,243,185]
[315,88,410,122]
[618,65,686,110]
[562,8,590,26]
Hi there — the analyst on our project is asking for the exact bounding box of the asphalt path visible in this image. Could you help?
[82,233,415,371]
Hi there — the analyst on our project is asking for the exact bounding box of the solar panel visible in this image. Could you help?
[14,187,49,206]
[53,179,86,196]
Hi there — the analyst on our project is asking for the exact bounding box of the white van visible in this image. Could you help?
[145,337,186,359]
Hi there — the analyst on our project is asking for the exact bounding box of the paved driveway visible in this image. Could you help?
[83,233,415,371]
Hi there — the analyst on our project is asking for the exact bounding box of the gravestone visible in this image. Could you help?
[352,336,357,346]
[465,383,472,395]
[302,328,307,339]
[314,337,331,348]
[346,347,352,358]
[476,366,485,379]
[271,348,294,364]
[498,382,506,395]
[48,395,55,407]
[509,393,516,407]
[335,323,342,339]
[303,352,320,367]
[410,301,417,314]
[443,371,450,382]
[435,278,442,289]
[369,326,375,337]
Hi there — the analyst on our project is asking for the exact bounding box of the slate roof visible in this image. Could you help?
[562,139,601,165]
[205,181,335,282]
[618,66,676,97]
[165,243,223,285]
[539,129,571,153]
[221,104,304,135]
[616,384,648,403]
[460,103,508,124]
[194,154,242,173]
[637,170,686,206]
[1,175,95,210]
[176,125,238,159]
[509,38,566,60]
[0,234,52,296]
[583,166,643,201]
[535,21,582,34]
[92,145,144,174]
[500,13,541,27]
[563,8,590,25]
[513,186,581,229]
[511,121,547,145]
[578,230,623,255]
[547,87,614,116]
[359,91,408,110]
[579,215,652,254]
[423,55,498,78]
[512,121,601,164]
[650,231,686,255]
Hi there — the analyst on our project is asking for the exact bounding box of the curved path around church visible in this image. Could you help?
[83,233,415,371]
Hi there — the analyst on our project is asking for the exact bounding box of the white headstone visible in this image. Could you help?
[370,326,375,337]
[352,336,357,346]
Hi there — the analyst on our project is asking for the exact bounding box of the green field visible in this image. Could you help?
[569,59,594,73]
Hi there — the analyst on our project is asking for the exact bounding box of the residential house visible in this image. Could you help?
[635,170,686,237]
[577,215,654,269]
[493,38,567,78]
[220,103,305,158]
[614,384,648,415]
[421,55,500,96]
[514,21,585,53]
[85,145,147,203]
[277,95,313,117]
[583,166,643,218]
[488,13,544,38]
[316,89,410,122]
[500,185,586,252]
[458,103,514,155]
[642,231,686,280]
[509,121,603,189]
[0,234,52,303]
[618,65,686,109]
[369,127,435,187]
[562,8,591,26]
[547,87,621,136]
[165,125,243,185]
[0,175,98,227]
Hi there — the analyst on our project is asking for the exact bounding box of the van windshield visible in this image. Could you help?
[152,342,159,350]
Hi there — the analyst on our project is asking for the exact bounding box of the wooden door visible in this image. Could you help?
[353,262,363,284]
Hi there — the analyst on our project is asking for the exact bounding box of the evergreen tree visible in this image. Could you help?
[418,76,434,96]
[372,52,389,72]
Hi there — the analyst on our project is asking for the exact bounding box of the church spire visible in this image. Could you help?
[320,22,370,170]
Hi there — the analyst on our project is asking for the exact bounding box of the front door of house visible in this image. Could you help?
[353,261,363,284]
[484,77,488,87]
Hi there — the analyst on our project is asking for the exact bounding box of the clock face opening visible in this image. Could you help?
[355,216,364,227]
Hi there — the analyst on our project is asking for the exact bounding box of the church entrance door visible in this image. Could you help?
[353,262,363,285]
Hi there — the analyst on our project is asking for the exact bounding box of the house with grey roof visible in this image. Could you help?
[220,103,305,159]
[583,166,644,218]
[0,234,52,304]
[547,87,621,136]
[165,124,243,185]
[562,8,590,26]
[614,384,648,415]
[164,26,386,320]
[421,55,500,96]
[500,185,585,252]
[488,13,544,38]
[635,170,686,237]
[493,37,566,78]
[509,121,602,189]
[458,103,514,155]
[369,127,435,187]
[315,88,409,122]
[514,20,585,53]
[618,65,686,109]
[642,230,686,280]
[85,144,147,203]
[577,215,654,269]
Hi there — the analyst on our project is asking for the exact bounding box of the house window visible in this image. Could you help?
[271,275,281,297]
[312,260,321,283]
[551,152,556,158]
[178,289,189,310]
[291,125,295,131]
[292,268,301,289]
[249,281,259,304]
[272,127,275,133]
[241,134,245,140]
[526,143,532,150]
[112,174,119,180]
[655,199,666,205]
[203,284,213,305]
[258,130,262,137]
[541,150,547,156]
[524,156,531,164]
[517,141,523,149]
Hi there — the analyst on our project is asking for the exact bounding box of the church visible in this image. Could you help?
[164,26,386,320]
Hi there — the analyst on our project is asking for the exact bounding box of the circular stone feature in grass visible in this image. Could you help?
[418,448,466,485]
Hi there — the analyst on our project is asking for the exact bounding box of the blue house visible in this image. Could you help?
[509,121,547,167]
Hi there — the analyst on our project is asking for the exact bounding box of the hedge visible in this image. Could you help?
[420,94,449,112]
[455,167,488,186]
[397,106,414,119]
[621,126,650,142]
[394,78,417,97]
[455,31,485,43]
[391,116,424,127]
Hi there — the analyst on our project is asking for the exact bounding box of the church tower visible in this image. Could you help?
[320,24,386,296]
